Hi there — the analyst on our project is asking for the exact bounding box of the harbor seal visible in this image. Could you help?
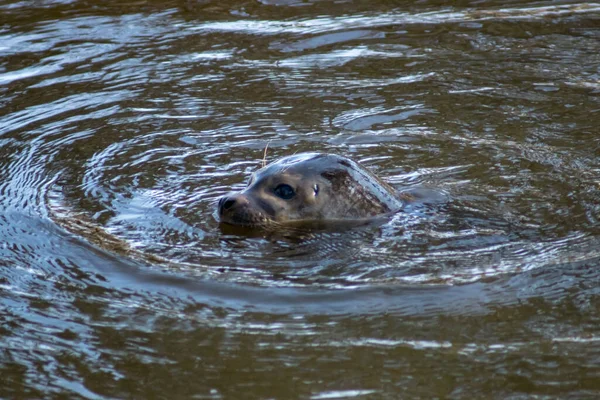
[217,153,403,227]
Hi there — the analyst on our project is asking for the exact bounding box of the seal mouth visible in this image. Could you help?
[219,213,273,227]
[218,202,274,227]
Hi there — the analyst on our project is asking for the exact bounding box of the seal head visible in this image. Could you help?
[218,153,403,227]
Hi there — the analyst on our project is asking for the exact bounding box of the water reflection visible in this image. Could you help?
[1,0,599,397]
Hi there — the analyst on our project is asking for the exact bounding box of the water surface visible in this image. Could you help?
[1,0,599,398]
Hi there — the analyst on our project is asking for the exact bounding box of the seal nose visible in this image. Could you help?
[219,196,236,212]
[218,194,249,215]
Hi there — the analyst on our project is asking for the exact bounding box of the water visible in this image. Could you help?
[1,0,599,397]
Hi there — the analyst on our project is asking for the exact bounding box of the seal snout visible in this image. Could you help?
[218,194,248,214]
[218,193,260,225]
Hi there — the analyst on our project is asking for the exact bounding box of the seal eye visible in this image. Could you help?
[273,184,295,200]
[313,184,319,196]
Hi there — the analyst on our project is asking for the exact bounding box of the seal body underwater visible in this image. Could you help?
[217,153,404,227]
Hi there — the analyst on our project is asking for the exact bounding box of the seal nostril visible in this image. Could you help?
[220,197,236,211]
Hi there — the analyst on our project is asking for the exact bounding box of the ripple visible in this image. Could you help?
[0,0,598,293]
[1,2,600,398]
[0,2,597,296]
[192,4,600,35]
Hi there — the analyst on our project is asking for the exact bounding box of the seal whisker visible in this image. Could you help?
[262,141,270,168]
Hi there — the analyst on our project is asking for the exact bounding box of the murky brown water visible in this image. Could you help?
[1,0,600,398]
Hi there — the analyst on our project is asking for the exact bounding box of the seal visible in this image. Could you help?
[217,152,403,227]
